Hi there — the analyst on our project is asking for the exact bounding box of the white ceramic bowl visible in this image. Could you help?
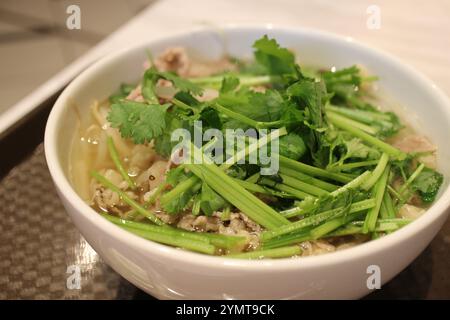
[45,26,450,299]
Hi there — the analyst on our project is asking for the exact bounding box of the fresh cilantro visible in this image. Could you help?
[287,78,329,167]
[278,133,307,160]
[215,87,286,123]
[107,101,169,144]
[220,75,240,93]
[327,135,380,170]
[200,107,222,130]
[200,183,227,216]
[322,65,362,91]
[165,166,189,186]
[157,71,203,95]
[411,167,443,203]
[109,83,135,103]
[162,188,194,214]
[142,68,203,101]
[253,35,296,75]
[154,110,188,157]
[141,67,160,104]
[103,35,444,237]
[174,91,202,108]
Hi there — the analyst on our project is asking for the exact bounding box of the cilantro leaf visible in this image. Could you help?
[158,71,204,95]
[248,89,286,121]
[200,183,227,216]
[296,188,363,217]
[322,65,362,92]
[411,167,443,203]
[278,133,307,160]
[162,188,194,214]
[141,67,160,104]
[287,78,329,167]
[220,75,240,94]
[216,88,286,124]
[200,107,222,130]
[162,168,197,214]
[154,110,188,157]
[376,111,402,137]
[253,35,296,75]
[287,79,327,129]
[142,68,203,101]
[279,102,304,128]
[107,101,169,144]
[165,166,188,186]
[326,135,380,170]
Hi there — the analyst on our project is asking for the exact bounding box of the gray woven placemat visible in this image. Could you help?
[0,144,141,299]
[0,144,448,299]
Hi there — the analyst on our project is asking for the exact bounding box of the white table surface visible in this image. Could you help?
[2,0,449,134]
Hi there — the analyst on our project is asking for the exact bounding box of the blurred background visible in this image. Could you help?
[0,0,449,300]
[0,0,154,113]
[1,0,450,116]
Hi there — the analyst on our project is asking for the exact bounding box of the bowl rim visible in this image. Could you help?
[45,25,450,271]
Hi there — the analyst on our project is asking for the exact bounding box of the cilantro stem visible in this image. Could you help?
[279,167,339,192]
[212,103,260,128]
[361,153,389,190]
[330,170,371,197]
[326,110,379,135]
[91,171,163,225]
[246,173,260,183]
[103,214,245,250]
[107,136,137,189]
[262,198,376,241]
[186,162,290,229]
[213,103,286,129]
[362,164,390,233]
[384,192,397,218]
[279,155,352,183]
[326,105,391,122]
[256,174,313,199]
[263,216,410,249]
[261,229,312,249]
[328,112,406,160]
[171,98,198,113]
[227,245,301,259]
[328,218,411,237]
[221,127,287,170]
[280,174,330,197]
[398,163,425,195]
[192,195,201,216]
[387,185,404,202]
[160,176,200,209]
[380,192,396,219]
[161,128,286,208]
[326,159,379,172]
[234,178,294,198]
[189,75,272,87]
[122,225,216,254]
[310,211,363,239]
[272,183,312,200]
